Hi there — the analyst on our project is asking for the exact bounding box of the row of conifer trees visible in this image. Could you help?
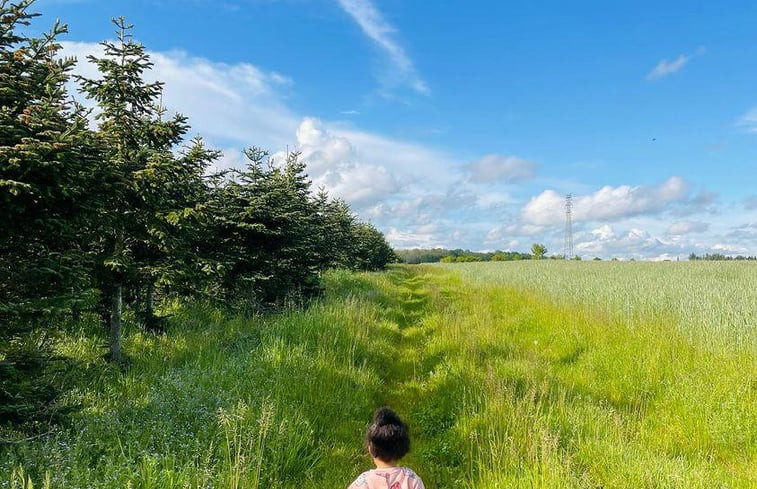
[0,0,395,424]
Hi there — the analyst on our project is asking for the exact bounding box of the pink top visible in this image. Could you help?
[347,467,425,489]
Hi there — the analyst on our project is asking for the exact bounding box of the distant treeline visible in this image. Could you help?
[396,248,533,263]
[399,249,757,264]
[1,3,394,425]
[689,253,757,261]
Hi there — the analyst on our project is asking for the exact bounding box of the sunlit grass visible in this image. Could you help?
[2,263,755,488]
[439,261,757,349]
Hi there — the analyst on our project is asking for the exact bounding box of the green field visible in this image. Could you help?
[3,263,756,488]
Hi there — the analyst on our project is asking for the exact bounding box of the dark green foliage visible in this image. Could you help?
[351,222,396,271]
[207,149,325,307]
[314,192,358,270]
[0,1,96,329]
[689,252,756,261]
[76,18,218,360]
[395,248,452,264]
[0,332,72,424]
[205,151,395,307]
[0,0,99,424]
[1,3,395,426]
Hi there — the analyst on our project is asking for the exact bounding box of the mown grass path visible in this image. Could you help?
[360,266,470,487]
[371,268,435,478]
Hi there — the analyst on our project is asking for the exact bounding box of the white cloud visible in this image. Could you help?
[274,117,466,210]
[576,226,675,259]
[335,0,428,95]
[59,39,755,258]
[385,227,446,248]
[737,108,757,134]
[646,47,704,80]
[62,41,298,149]
[468,154,537,183]
[476,192,513,209]
[646,54,690,80]
[726,222,757,242]
[667,220,709,235]
[711,242,751,254]
[591,224,615,240]
[521,176,689,226]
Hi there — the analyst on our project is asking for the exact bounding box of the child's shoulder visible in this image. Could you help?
[402,467,425,488]
[348,470,371,487]
[348,467,424,488]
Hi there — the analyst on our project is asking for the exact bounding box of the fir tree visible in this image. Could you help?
[0,0,99,422]
[77,18,212,360]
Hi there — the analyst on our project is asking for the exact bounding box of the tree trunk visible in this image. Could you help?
[109,283,122,362]
[145,280,155,320]
[71,299,81,322]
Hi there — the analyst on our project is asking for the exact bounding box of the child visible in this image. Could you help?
[348,407,425,489]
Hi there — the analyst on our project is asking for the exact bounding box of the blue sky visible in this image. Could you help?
[36,0,757,258]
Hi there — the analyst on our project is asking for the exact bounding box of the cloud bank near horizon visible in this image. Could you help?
[59,41,756,259]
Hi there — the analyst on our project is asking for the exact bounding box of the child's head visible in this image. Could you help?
[365,406,410,463]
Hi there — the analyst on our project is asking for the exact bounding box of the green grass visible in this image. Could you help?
[2,263,755,488]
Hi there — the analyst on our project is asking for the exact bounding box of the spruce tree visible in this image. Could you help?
[314,190,358,270]
[77,18,213,360]
[351,222,396,271]
[0,0,99,422]
[207,150,324,308]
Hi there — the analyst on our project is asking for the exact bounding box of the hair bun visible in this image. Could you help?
[374,406,402,427]
[366,406,411,462]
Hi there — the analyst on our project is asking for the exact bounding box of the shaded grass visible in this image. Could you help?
[2,269,414,488]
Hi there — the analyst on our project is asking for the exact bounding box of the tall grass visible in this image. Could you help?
[2,263,755,488]
[416,262,756,487]
[439,261,757,349]
[1,270,410,488]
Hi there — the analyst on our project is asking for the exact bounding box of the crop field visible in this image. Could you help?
[3,263,756,488]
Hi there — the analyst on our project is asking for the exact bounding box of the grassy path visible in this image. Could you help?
[352,265,756,488]
[373,269,434,478]
[3,264,754,488]
[364,266,468,487]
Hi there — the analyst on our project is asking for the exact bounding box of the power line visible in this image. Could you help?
[564,193,573,260]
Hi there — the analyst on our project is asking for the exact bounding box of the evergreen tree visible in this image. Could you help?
[208,150,324,308]
[77,18,211,360]
[315,193,358,269]
[351,222,396,271]
[0,0,99,422]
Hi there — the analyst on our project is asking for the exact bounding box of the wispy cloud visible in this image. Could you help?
[738,108,757,133]
[646,47,704,80]
[468,154,537,184]
[667,220,709,235]
[335,0,429,96]
[62,41,298,150]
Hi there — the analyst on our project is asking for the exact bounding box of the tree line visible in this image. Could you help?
[1,1,394,425]
[395,244,550,263]
[688,253,756,261]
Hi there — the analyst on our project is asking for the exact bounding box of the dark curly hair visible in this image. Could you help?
[366,406,410,462]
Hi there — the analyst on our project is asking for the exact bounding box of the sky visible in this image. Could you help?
[32,0,757,259]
